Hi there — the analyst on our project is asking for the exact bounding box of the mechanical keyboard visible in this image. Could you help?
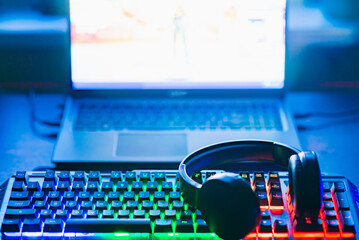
[0,170,358,239]
[74,101,283,131]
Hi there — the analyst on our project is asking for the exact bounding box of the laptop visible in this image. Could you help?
[52,0,301,167]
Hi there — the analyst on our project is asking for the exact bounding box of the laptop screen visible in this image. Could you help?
[70,0,286,90]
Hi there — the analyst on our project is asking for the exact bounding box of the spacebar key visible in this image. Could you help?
[65,219,151,233]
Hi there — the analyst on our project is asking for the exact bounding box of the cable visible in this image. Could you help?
[294,108,359,119]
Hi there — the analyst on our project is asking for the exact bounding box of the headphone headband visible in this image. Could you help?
[179,140,300,208]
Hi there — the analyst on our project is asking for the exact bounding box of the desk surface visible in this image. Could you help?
[0,92,359,186]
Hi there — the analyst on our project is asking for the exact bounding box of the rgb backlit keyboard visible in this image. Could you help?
[0,170,358,239]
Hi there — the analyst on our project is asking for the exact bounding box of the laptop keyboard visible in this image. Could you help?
[74,101,283,131]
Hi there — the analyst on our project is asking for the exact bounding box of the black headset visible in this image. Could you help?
[179,140,323,240]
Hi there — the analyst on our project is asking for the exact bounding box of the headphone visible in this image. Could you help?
[179,140,323,240]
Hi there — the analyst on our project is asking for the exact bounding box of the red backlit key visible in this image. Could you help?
[322,182,331,192]
[274,219,288,233]
[259,219,272,233]
[323,201,335,210]
[256,192,268,206]
[254,182,266,192]
[323,210,337,220]
[261,210,270,219]
[270,192,283,206]
[338,211,356,233]
[269,182,281,193]
[334,192,350,211]
[323,192,332,201]
[293,218,323,232]
[326,219,339,232]
[268,172,279,183]
[254,172,265,182]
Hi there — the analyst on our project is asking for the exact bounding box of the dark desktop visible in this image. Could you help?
[0,0,359,239]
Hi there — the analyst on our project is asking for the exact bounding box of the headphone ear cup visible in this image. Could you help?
[197,172,261,240]
[288,151,323,219]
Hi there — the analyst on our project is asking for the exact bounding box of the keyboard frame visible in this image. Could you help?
[0,170,359,240]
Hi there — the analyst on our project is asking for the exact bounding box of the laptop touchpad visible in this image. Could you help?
[116,133,187,157]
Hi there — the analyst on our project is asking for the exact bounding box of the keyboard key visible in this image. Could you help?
[254,172,265,182]
[87,181,99,192]
[7,200,31,209]
[274,219,288,233]
[270,192,283,206]
[269,182,281,193]
[44,218,63,232]
[101,182,113,193]
[323,201,335,210]
[123,191,135,201]
[49,201,62,212]
[132,181,143,193]
[63,191,75,201]
[10,191,29,201]
[268,172,279,182]
[5,209,36,219]
[55,210,68,220]
[15,171,28,185]
[261,210,270,219]
[12,182,24,192]
[65,219,151,233]
[66,201,78,211]
[72,181,85,192]
[116,181,128,193]
[1,219,21,232]
[254,182,266,192]
[176,219,194,233]
[334,192,350,211]
[139,172,151,182]
[293,218,323,232]
[153,172,166,183]
[256,192,268,206]
[133,210,145,218]
[139,191,150,201]
[239,172,250,182]
[154,191,165,201]
[180,210,192,220]
[162,182,173,193]
[108,192,120,202]
[73,171,86,182]
[323,210,337,220]
[40,209,52,219]
[102,210,114,218]
[126,201,138,210]
[259,219,272,233]
[142,200,153,211]
[323,192,332,201]
[165,210,177,220]
[147,181,158,193]
[173,201,184,210]
[155,219,172,232]
[110,171,122,184]
[338,211,356,233]
[48,191,60,202]
[71,210,84,219]
[88,171,101,183]
[95,201,108,211]
[93,192,105,202]
[169,191,180,201]
[118,210,130,218]
[149,210,161,220]
[44,170,56,182]
[323,182,331,192]
[78,191,90,202]
[42,181,55,192]
[326,219,339,232]
[87,210,99,219]
[32,191,45,202]
[125,171,137,183]
[157,200,169,211]
[34,201,46,211]
[58,171,71,182]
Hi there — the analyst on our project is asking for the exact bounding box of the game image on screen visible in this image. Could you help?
[70,0,286,89]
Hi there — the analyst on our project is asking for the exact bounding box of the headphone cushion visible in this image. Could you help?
[197,172,261,240]
[289,151,322,219]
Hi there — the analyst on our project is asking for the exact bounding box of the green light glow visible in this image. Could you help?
[114,233,129,236]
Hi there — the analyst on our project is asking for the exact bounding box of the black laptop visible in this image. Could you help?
[52,0,301,166]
